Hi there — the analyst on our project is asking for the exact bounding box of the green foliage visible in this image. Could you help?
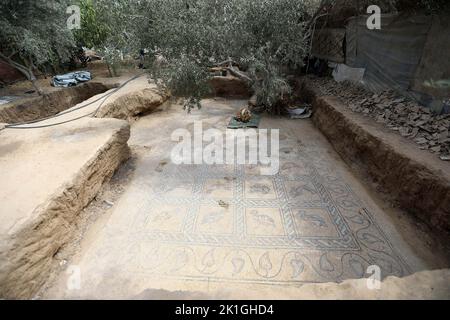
[0,0,76,70]
[151,56,212,112]
[139,0,312,66]
[65,0,317,106]
[85,0,141,77]
[101,47,123,77]
[245,47,291,113]
[74,0,108,48]
[0,0,318,103]
[0,0,76,93]
[136,0,318,111]
[239,0,311,68]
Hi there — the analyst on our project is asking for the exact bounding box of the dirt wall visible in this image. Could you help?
[296,78,450,238]
[311,95,450,236]
[0,82,114,124]
[94,88,169,121]
[0,120,130,299]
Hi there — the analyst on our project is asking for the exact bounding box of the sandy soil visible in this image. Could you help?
[39,98,449,299]
[1,68,447,299]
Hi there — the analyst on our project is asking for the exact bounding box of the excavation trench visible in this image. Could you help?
[0,75,169,299]
[39,90,450,299]
[0,75,448,299]
[0,82,116,124]
[296,77,450,240]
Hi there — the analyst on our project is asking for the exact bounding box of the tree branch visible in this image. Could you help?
[304,0,333,33]
[215,58,238,67]
[0,52,30,75]
[0,51,42,94]
[224,66,253,84]
[7,50,17,59]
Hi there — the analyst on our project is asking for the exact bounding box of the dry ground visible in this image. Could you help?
[39,98,449,299]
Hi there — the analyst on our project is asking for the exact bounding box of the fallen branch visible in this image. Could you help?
[216,59,239,68]
[224,66,253,84]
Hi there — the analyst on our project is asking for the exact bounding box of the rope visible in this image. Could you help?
[2,72,146,130]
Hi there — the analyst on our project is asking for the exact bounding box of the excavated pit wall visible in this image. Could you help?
[0,82,114,124]
[0,79,169,299]
[95,88,169,121]
[0,121,130,299]
[298,78,450,237]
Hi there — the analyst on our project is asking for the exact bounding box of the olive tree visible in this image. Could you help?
[134,0,320,112]
[0,0,76,93]
[74,0,109,49]
[64,0,318,109]
[78,0,142,77]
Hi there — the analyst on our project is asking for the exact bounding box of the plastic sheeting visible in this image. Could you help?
[51,71,92,87]
[411,14,450,103]
[346,14,432,93]
[0,96,19,105]
[332,63,365,83]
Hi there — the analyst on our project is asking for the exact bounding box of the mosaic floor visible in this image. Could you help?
[127,158,411,285]
[46,99,418,298]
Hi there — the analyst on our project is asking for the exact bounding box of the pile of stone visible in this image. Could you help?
[308,77,450,160]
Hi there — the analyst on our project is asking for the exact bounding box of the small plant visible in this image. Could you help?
[150,55,212,113]
[245,46,292,114]
[99,46,123,77]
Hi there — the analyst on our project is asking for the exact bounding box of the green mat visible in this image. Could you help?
[227,114,261,129]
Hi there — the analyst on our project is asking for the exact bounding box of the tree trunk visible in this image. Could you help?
[106,61,114,78]
[224,66,253,84]
[29,76,43,95]
[0,52,43,95]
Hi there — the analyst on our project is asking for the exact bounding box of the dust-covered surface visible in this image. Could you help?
[1,73,448,299]
[41,99,448,300]
[0,62,150,125]
[34,152,138,300]
[94,86,169,121]
[209,76,252,98]
[131,268,450,300]
[0,72,170,299]
[0,118,130,299]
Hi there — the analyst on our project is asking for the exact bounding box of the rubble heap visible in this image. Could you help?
[308,77,450,160]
